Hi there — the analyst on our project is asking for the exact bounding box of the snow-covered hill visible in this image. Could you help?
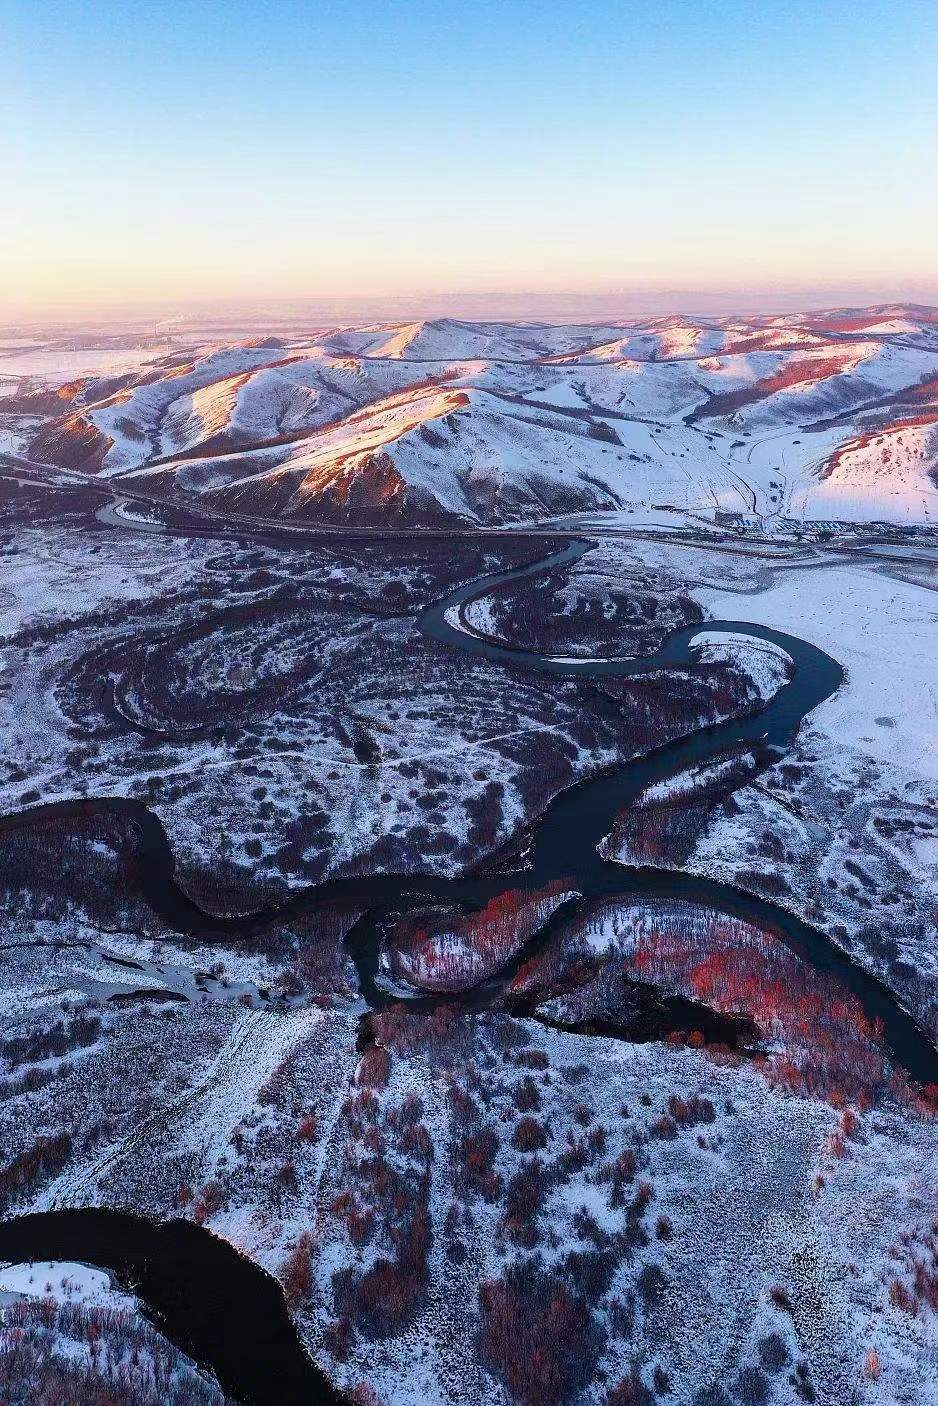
[24,306,938,528]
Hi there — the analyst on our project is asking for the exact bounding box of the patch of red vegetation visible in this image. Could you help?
[696,351,864,421]
[387,881,574,994]
[457,1125,502,1202]
[605,1370,654,1404]
[630,919,895,1104]
[597,662,771,754]
[887,1218,938,1316]
[719,331,823,355]
[511,1115,549,1152]
[296,447,407,513]
[280,1232,313,1306]
[191,1178,225,1225]
[0,1131,72,1209]
[806,307,938,333]
[822,405,938,481]
[895,374,938,408]
[333,1193,431,1338]
[371,1001,469,1059]
[355,1045,391,1089]
[478,1259,602,1406]
[31,411,112,474]
[331,1086,436,1341]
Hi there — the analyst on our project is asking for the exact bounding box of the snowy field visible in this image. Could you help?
[694,563,937,787]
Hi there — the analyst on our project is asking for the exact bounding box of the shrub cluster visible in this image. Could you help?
[0,1131,72,1208]
[478,1258,603,1406]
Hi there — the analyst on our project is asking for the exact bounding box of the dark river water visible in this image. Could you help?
[0,1210,340,1404]
[2,531,936,1404]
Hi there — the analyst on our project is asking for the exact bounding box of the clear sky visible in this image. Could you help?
[4,0,937,319]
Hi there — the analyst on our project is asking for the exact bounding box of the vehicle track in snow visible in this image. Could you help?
[43,1008,281,1209]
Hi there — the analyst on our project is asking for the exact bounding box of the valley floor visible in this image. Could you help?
[0,459,935,1406]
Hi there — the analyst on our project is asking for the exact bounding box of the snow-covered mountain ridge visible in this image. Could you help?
[21,306,938,528]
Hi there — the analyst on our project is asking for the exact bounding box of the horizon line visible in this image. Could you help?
[5,287,938,330]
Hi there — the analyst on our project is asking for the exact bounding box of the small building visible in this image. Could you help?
[714,509,765,531]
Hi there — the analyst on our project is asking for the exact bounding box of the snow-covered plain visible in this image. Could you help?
[695,565,936,783]
[0,1259,133,1307]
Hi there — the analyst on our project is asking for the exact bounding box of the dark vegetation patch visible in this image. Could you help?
[478,1258,604,1406]
[0,1131,73,1210]
[464,560,701,659]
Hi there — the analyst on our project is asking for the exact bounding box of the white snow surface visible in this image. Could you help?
[694,564,937,780]
[0,1260,136,1311]
[22,308,938,528]
[689,629,794,700]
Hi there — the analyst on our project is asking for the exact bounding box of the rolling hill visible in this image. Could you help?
[20,306,938,528]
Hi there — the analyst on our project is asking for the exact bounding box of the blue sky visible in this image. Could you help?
[4,0,937,316]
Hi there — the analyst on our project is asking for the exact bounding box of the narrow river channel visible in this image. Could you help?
[2,529,936,1405]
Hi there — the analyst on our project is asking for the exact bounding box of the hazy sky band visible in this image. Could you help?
[4,0,937,317]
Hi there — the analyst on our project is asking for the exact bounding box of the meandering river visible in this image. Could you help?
[2,528,936,1404]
